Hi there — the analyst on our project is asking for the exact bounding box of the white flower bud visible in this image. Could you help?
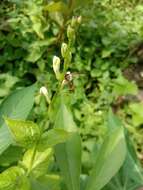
[140,71,143,78]
[39,86,48,96]
[39,86,51,104]
[61,43,68,58]
[53,56,61,80]
[77,16,82,24]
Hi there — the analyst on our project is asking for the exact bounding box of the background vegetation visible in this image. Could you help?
[1,0,143,189]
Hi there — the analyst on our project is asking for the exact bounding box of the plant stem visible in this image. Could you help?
[26,135,41,176]
[69,0,73,8]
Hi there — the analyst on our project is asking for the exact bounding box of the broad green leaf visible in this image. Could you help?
[122,152,143,188]
[31,174,61,190]
[86,127,126,190]
[0,166,30,190]
[38,128,72,150]
[55,101,77,133]
[0,84,37,154]
[120,133,143,188]
[103,149,143,190]
[22,148,53,178]
[55,101,82,190]
[44,2,68,13]
[4,118,40,148]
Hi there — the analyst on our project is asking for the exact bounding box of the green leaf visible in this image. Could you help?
[122,151,143,188]
[0,85,37,126]
[123,134,143,187]
[86,127,126,190]
[113,75,138,97]
[103,147,143,190]
[0,84,37,154]
[31,174,61,190]
[22,148,53,178]
[26,39,55,62]
[26,46,44,63]
[71,0,92,9]
[80,175,88,190]
[44,2,68,13]
[54,101,77,133]
[0,74,18,98]
[55,101,82,190]
[101,49,112,58]
[38,128,72,150]
[0,166,30,190]
[4,118,40,148]
[0,146,23,166]
[30,15,44,39]
[107,109,122,131]
[128,102,143,126]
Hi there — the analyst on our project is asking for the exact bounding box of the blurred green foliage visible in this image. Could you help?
[1,0,143,183]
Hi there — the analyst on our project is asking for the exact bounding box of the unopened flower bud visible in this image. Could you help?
[40,86,48,96]
[39,86,51,104]
[61,43,68,58]
[67,26,75,41]
[71,16,77,27]
[53,56,61,80]
[77,16,82,24]
[140,71,143,78]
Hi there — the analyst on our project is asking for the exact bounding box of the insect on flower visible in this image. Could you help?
[62,71,85,92]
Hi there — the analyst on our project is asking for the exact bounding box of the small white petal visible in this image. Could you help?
[40,86,48,96]
[53,56,61,80]
[77,16,82,24]
[61,43,68,58]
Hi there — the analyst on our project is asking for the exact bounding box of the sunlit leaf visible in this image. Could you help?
[128,102,143,126]
[4,118,40,148]
[113,75,138,97]
[44,2,68,13]
[30,16,44,39]
[0,166,30,190]
[22,148,53,178]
